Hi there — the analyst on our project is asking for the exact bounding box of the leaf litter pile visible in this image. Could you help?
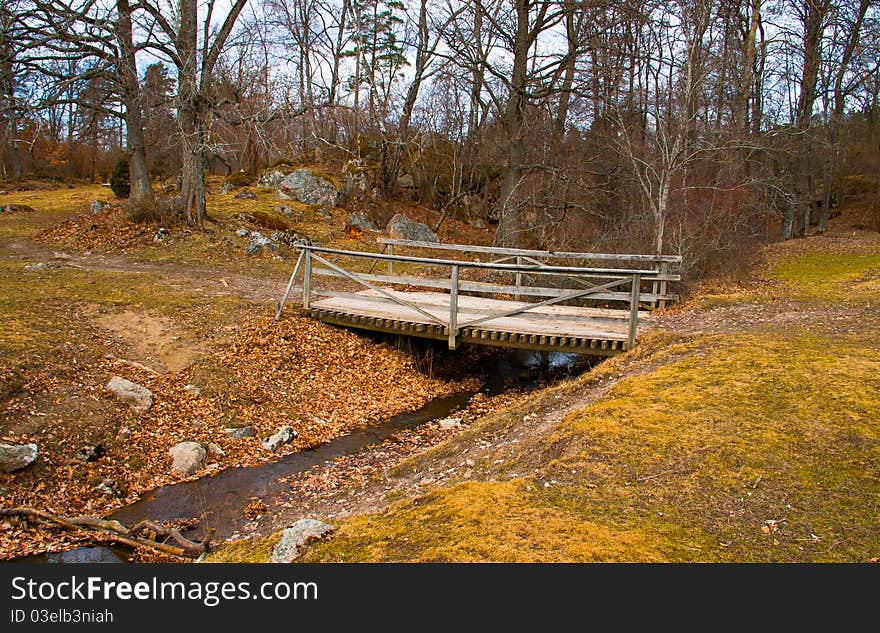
[0,313,482,559]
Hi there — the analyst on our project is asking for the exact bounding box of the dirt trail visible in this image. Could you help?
[0,238,287,304]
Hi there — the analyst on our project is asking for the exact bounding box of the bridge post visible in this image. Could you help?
[302,249,312,311]
[388,243,394,276]
[515,256,523,301]
[448,265,459,349]
[628,273,641,349]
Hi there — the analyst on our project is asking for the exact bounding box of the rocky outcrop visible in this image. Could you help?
[270,518,334,562]
[106,377,153,414]
[0,443,38,473]
[169,441,206,475]
[387,213,439,243]
[276,169,339,207]
[233,189,257,200]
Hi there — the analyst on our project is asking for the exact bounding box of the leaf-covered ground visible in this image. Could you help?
[0,180,491,559]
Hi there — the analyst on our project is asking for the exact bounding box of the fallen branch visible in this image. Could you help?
[0,507,211,559]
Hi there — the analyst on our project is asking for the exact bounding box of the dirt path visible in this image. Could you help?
[0,238,287,305]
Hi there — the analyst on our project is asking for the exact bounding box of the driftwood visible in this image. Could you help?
[0,507,213,559]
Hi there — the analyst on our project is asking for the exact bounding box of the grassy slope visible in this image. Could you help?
[281,236,880,563]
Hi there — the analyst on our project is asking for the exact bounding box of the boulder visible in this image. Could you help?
[0,442,38,473]
[153,227,169,242]
[345,212,379,233]
[270,518,334,562]
[106,377,153,414]
[246,232,279,257]
[225,425,255,439]
[222,182,233,194]
[276,169,339,207]
[234,189,257,200]
[183,384,202,396]
[169,441,206,475]
[387,213,439,243]
[235,228,250,238]
[206,442,226,458]
[258,168,287,190]
[317,207,332,220]
[262,425,297,451]
[90,200,105,214]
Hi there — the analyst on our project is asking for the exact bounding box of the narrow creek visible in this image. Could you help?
[7,350,590,563]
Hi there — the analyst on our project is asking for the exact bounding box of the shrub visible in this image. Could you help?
[109,154,130,199]
[125,195,182,225]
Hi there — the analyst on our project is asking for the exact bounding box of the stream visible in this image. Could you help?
[6,350,588,563]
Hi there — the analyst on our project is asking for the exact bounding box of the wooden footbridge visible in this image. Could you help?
[275,239,681,356]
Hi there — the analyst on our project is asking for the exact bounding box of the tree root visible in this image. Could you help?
[0,507,213,560]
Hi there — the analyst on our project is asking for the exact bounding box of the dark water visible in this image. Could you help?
[4,350,588,564]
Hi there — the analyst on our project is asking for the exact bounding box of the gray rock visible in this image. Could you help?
[345,212,379,232]
[95,478,122,497]
[234,189,257,200]
[387,213,439,243]
[222,182,233,194]
[258,168,287,190]
[153,227,169,242]
[396,173,416,189]
[246,231,279,257]
[276,169,339,207]
[24,262,61,271]
[75,444,106,462]
[275,204,298,217]
[106,376,153,414]
[262,425,297,451]
[270,518,334,562]
[169,441,206,475]
[0,443,38,473]
[469,218,487,229]
[235,228,250,238]
[438,417,462,429]
[206,442,225,458]
[317,207,332,220]
[183,384,202,396]
[90,200,104,214]
[225,425,255,439]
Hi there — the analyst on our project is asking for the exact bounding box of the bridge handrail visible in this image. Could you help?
[375,238,682,265]
[294,244,671,277]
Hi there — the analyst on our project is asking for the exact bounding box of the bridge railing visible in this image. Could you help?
[374,238,682,309]
[277,243,678,350]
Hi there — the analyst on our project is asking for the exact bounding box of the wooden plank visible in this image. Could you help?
[375,238,682,264]
[310,268,680,301]
[297,245,661,276]
[309,294,636,339]
[314,288,656,322]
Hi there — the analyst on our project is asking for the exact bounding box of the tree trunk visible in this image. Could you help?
[495,0,530,248]
[176,0,205,224]
[792,0,827,239]
[116,0,152,203]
